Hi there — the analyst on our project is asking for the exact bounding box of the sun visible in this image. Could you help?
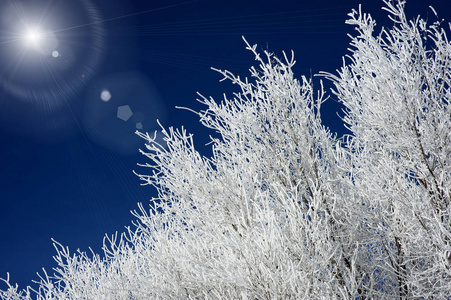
[23,27,44,47]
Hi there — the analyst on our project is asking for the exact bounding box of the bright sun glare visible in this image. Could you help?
[24,28,44,46]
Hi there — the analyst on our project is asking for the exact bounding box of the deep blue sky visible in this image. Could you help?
[0,0,449,291]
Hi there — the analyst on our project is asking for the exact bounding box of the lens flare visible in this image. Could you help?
[0,0,106,105]
[0,0,106,140]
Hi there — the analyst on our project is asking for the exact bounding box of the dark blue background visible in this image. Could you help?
[0,0,449,291]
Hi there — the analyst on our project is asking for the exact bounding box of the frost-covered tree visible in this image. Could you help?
[1,0,450,298]
[323,1,451,297]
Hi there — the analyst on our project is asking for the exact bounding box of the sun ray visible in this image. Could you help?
[51,0,198,34]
